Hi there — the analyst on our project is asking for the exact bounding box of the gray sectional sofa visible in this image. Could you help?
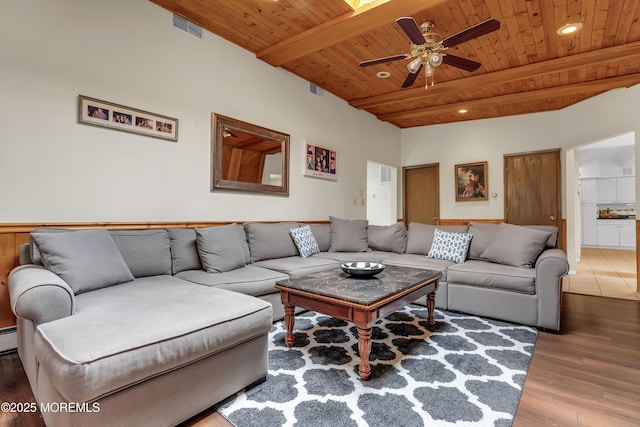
[8,218,568,427]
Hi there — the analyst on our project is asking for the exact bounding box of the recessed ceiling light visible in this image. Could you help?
[557,23,583,35]
[376,71,391,79]
[458,109,468,114]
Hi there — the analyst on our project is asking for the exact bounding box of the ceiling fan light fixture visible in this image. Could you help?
[428,52,443,66]
[557,22,583,35]
[376,71,391,78]
[407,57,422,74]
[424,63,435,77]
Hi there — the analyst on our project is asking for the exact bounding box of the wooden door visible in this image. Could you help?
[403,164,440,226]
[504,149,561,246]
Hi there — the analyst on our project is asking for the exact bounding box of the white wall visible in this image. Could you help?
[0,0,401,223]
[402,85,640,220]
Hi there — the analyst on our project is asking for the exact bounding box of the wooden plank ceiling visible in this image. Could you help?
[150,0,640,128]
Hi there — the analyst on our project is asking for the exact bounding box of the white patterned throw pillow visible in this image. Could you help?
[427,228,472,263]
[290,225,320,258]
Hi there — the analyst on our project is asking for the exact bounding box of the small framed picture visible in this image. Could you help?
[78,95,178,141]
[304,142,337,181]
[455,161,488,201]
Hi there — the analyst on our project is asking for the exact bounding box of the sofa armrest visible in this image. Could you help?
[535,249,569,330]
[9,265,75,326]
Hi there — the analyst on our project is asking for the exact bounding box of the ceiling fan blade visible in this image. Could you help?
[401,65,422,88]
[442,54,481,72]
[442,18,500,48]
[359,54,407,67]
[396,17,426,45]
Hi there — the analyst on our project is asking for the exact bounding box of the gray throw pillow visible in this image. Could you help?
[168,228,203,274]
[480,223,552,268]
[196,225,247,273]
[309,224,330,252]
[524,225,558,248]
[329,216,368,252]
[367,223,408,254]
[110,230,172,277]
[31,229,134,294]
[467,222,500,260]
[244,222,300,262]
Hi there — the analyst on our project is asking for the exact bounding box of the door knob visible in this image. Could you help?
[549,215,556,221]
[432,217,438,222]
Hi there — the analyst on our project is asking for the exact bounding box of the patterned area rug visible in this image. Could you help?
[219,304,537,427]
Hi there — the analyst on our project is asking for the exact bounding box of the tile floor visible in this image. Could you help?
[563,247,639,300]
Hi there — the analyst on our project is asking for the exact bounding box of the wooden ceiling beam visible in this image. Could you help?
[350,40,640,109]
[257,0,447,66]
[378,73,640,122]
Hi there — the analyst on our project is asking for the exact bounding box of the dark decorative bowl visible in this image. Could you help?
[340,262,385,278]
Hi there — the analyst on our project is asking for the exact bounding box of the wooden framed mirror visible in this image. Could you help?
[211,114,289,196]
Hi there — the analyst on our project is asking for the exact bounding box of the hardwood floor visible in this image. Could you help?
[2,293,638,427]
[563,248,639,300]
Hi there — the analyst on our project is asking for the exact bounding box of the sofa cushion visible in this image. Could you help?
[29,228,73,266]
[34,276,272,403]
[309,224,330,252]
[480,223,552,268]
[329,216,368,252]
[196,225,246,273]
[367,223,407,254]
[31,229,134,294]
[447,260,536,294]
[168,228,203,274]
[245,222,300,262]
[176,265,288,297]
[405,223,469,255]
[110,230,172,277]
[524,225,558,248]
[382,253,454,282]
[428,229,472,263]
[290,225,320,257]
[253,256,339,277]
[467,222,501,260]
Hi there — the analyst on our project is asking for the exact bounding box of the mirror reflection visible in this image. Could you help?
[222,127,283,186]
[211,114,289,196]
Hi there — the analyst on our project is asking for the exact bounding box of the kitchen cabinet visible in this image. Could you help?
[594,177,636,203]
[617,176,635,203]
[597,220,636,248]
[580,178,597,203]
[596,178,617,203]
[580,203,598,246]
[619,222,636,248]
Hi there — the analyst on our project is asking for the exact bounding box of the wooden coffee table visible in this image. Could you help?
[275,265,441,381]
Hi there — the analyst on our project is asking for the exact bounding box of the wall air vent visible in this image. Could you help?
[380,165,392,184]
[173,14,203,40]
[623,167,633,176]
[309,83,324,97]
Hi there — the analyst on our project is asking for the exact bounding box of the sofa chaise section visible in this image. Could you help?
[9,228,273,427]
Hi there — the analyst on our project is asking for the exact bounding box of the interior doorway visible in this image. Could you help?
[366,161,398,226]
[567,131,638,300]
[402,163,440,226]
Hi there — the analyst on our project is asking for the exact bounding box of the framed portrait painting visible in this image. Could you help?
[455,161,488,201]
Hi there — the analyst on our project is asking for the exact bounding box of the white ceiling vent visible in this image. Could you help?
[309,83,324,97]
[173,14,203,40]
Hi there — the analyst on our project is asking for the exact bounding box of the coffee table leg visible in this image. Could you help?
[427,291,436,326]
[284,304,295,348]
[357,326,372,381]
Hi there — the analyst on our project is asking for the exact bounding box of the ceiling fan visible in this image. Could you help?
[359,17,500,89]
